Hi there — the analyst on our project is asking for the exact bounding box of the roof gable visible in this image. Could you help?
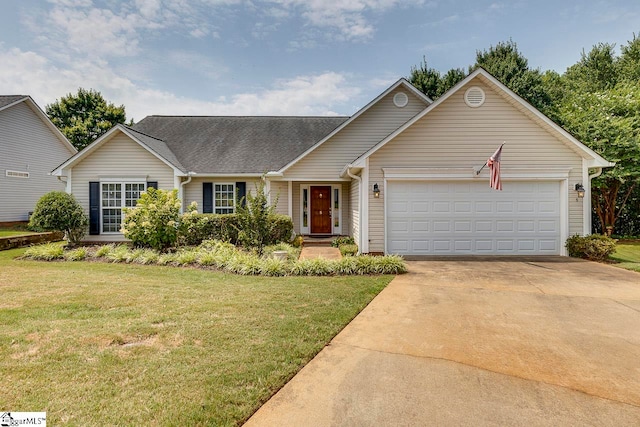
[277,78,432,173]
[52,124,185,175]
[349,68,613,169]
[0,95,76,154]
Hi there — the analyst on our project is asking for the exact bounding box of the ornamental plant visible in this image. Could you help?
[121,188,180,251]
[29,191,88,245]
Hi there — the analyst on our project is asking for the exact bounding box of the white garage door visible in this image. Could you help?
[386,181,561,255]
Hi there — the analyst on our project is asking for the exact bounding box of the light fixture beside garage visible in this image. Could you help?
[575,183,585,200]
[373,183,380,198]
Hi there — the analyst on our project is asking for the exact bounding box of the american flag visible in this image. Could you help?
[487,144,503,190]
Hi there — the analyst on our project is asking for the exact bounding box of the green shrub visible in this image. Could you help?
[122,188,180,251]
[234,180,293,253]
[291,235,304,248]
[331,236,355,248]
[291,258,334,276]
[269,215,294,245]
[24,243,65,260]
[177,212,239,246]
[29,191,88,245]
[105,245,131,263]
[260,257,288,276]
[64,247,87,261]
[565,234,617,261]
[95,244,114,257]
[339,244,358,257]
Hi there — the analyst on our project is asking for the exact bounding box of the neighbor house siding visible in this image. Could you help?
[0,101,74,221]
[183,177,261,212]
[70,132,175,228]
[367,78,584,253]
[283,87,427,180]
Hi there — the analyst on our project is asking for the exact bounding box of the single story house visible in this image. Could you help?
[0,95,77,222]
[52,68,613,256]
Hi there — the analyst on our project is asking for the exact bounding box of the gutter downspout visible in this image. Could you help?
[587,167,603,235]
[346,164,362,255]
[179,172,195,213]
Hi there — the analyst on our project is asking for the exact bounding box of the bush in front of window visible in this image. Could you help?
[177,209,239,246]
[29,191,88,245]
[121,188,180,251]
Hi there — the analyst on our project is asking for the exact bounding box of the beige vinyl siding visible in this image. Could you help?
[71,132,175,222]
[350,178,360,245]
[183,177,261,212]
[291,182,350,235]
[268,180,288,215]
[368,78,585,253]
[0,101,75,221]
[284,88,427,180]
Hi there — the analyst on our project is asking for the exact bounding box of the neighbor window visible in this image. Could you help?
[101,181,146,233]
[214,183,235,214]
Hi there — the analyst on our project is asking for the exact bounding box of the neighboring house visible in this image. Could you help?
[52,69,613,256]
[0,95,77,222]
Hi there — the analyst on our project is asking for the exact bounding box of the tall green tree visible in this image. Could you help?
[408,57,465,100]
[472,39,553,114]
[555,38,640,235]
[46,88,127,151]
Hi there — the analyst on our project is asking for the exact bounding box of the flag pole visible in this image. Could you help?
[476,142,505,175]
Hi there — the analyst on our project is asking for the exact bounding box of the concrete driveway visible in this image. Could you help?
[245,258,640,426]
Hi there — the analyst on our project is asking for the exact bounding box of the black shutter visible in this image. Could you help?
[146,181,158,190]
[89,181,100,235]
[203,182,213,213]
[236,182,246,208]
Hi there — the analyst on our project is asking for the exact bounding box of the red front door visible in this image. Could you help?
[310,186,331,234]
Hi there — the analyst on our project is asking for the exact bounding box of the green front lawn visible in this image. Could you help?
[0,247,392,425]
[610,241,640,272]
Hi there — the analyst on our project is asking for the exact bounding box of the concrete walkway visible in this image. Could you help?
[298,246,342,260]
[245,258,640,426]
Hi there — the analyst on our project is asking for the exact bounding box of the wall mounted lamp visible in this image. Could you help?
[575,183,585,200]
[373,183,380,198]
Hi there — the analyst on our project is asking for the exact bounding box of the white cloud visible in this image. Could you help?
[269,0,425,41]
[0,47,359,120]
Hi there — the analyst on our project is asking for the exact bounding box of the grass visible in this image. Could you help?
[0,246,392,425]
[610,241,640,272]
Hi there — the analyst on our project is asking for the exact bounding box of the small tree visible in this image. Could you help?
[46,88,127,151]
[122,188,180,251]
[235,180,279,254]
[29,191,88,245]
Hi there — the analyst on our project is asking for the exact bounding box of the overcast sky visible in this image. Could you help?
[0,0,638,121]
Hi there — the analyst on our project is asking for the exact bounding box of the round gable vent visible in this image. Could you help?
[393,92,409,108]
[464,86,485,107]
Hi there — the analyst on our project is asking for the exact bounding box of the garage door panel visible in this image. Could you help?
[387,181,561,255]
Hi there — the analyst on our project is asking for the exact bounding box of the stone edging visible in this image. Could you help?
[0,232,64,251]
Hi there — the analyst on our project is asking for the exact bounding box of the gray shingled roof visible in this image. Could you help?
[130,116,348,174]
[124,126,187,172]
[0,95,27,110]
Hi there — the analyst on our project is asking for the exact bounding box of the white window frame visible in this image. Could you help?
[299,184,342,235]
[214,182,236,214]
[6,170,29,179]
[100,179,147,234]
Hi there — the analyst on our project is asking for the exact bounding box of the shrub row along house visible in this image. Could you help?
[0,95,76,222]
[51,69,613,256]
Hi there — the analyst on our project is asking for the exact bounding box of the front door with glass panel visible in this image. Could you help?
[310,186,331,234]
